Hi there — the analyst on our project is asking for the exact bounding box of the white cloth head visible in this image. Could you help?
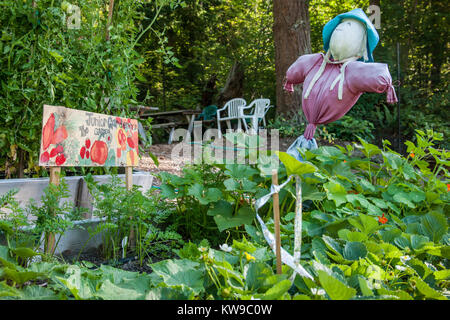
[329,18,368,61]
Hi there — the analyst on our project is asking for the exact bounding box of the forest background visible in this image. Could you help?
[0,0,448,178]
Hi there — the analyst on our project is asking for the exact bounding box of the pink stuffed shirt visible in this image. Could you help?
[284,53,398,140]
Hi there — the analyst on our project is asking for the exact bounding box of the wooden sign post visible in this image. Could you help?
[125,166,135,249]
[272,169,282,274]
[39,105,140,255]
[45,167,61,255]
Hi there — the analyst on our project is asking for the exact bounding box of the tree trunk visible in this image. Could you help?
[273,0,311,116]
[201,74,218,107]
[216,62,244,107]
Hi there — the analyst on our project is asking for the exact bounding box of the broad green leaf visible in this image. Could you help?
[322,235,343,255]
[215,263,244,288]
[10,247,40,259]
[348,213,380,236]
[241,179,258,192]
[409,191,426,203]
[377,287,413,300]
[150,259,204,295]
[160,184,177,199]
[95,279,145,300]
[381,228,402,243]
[245,262,273,291]
[262,279,292,300]
[434,269,450,280]
[358,276,373,297]
[1,268,45,285]
[410,234,429,250]
[20,285,60,300]
[343,242,368,261]
[369,197,389,209]
[276,151,317,176]
[317,270,356,300]
[359,178,376,193]
[0,246,14,263]
[365,265,385,281]
[301,183,326,201]
[187,184,222,205]
[379,243,403,259]
[0,281,21,298]
[324,180,347,207]
[146,286,194,300]
[346,193,371,208]
[0,257,17,269]
[213,205,255,232]
[393,192,415,208]
[207,200,233,216]
[225,163,259,179]
[232,236,257,253]
[357,137,381,158]
[381,151,403,169]
[394,236,410,249]
[224,178,240,191]
[420,212,448,243]
[338,230,368,242]
[55,266,96,300]
[412,276,447,300]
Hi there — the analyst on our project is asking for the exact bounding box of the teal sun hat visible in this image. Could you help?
[322,8,379,62]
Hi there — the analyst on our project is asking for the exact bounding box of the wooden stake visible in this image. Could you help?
[125,166,135,249]
[272,169,282,274]
[46,167,61,255]
[105,0,115,41]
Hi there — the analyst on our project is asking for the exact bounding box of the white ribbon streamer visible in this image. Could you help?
[254,175,313,281]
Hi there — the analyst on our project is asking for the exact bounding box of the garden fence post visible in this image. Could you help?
[46,166,61,255]
[272,169,282,274]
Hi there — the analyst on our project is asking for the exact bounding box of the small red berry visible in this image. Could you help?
[85,139,91,149]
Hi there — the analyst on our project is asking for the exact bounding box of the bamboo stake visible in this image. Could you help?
[272,169,282,274]
[46,167,61,255]
[291,175,303,280]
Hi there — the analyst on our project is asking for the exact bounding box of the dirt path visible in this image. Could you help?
[137,136,346,186]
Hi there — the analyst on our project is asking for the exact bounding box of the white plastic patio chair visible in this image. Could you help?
[216,98,247,138]
[240,98,272,134]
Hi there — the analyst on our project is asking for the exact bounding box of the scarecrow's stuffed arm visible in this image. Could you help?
[346,62,398,104]
[283,53,323,92]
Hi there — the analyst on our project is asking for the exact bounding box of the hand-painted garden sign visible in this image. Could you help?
[39,105,139,167]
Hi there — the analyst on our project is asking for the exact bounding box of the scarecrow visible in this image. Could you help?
[284,8,398,160]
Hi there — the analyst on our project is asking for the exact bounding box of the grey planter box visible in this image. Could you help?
[0,171,154,254]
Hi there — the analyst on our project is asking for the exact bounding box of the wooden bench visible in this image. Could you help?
[141,110,202,144]
[150,122,184,144]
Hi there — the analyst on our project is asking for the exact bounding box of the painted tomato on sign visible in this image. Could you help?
[39,105,139,167]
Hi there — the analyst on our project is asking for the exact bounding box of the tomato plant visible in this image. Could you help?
[0,0,182,178]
